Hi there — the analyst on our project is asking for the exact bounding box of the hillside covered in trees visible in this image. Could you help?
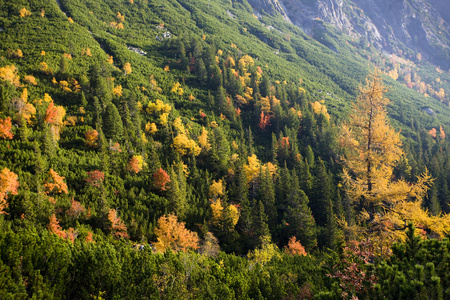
[2,0,450,298]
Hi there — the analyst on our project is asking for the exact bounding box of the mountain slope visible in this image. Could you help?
[2,0,450,298]
[248,0,450,68]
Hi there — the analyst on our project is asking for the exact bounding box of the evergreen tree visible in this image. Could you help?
[260,74,270,97]
[209,63,222,89]
[427,183,441,216]
[247,126,254,156]
[251,200,271,248]
[80,91,88,108]
[271,132,278,163]
[288,171,317,251]
[42,125,56,158]
[304,145,315,168]
[298,157,312,193]
[321,199,340,250]
[209,127,230,174]
[258,167,276,229]
[277,166,317,251]
[196,58,207,84]
[103,103,124,142]
[310,159,332,227]
[167,166,187,219]
[34,140,46,176]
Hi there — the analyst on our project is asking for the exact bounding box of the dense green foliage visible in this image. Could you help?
[1,0,450,298]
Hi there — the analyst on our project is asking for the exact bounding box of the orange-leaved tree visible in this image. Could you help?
[153,168,170,191]
[86,170,105,188]
[284,236,307,256]
[48,214,78,243]
[44,169,68,198]
[85,129,98,147]
[0,117,13,140]
[108,209,128,238]
[339,70,449,249]
[67,198,86,219]
[48,214,66,239]
[127,155,144,174]
[0,168,19,214]
[154,214,199,252]
[44,100,66,140]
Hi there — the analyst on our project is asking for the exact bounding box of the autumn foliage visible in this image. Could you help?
[67,198,86,218]
[123,62,132,76]
[85,170,105,188]
[428,127,437,138]
[258,111,271,130]
[328,240,377,298]
[153,168,171,191]
[0,168,19,214]
[108,209,128,238]
[339,70,443,246]
[48,214,78,243]
[84,129,99,147]
[127,155,144,174]
[0,65,21,87]
[19,8,32,18]
[48,214,66,239]
[0,117,13,140]
[44,169,68,195]
[154,214,199,252]
[44,101,66,126]
[284,237,307,256]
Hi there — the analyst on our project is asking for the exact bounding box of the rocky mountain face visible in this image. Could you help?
[248,0,450,67]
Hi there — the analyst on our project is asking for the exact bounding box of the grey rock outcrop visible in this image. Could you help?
[247,0,450,67]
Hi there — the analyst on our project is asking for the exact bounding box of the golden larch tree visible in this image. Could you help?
[339,70,448,247]
[0,168,19,214]
[123,63,132,76]
[108,209,128,238]
[154,214,199,252]
[0,117,14,140]
[340,70,404,213]
[84,129,98,147]
[0,65,21,87]
[44,169,68,195]
[19,8,31,18]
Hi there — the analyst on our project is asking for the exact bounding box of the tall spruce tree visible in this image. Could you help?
[284,170,317,251]
[103,103,124,142]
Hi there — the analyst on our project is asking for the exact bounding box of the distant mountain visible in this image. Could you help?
[248,0,450,68]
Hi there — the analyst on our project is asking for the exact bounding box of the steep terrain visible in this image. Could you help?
[249,0,450,68]
[1,0,450,298]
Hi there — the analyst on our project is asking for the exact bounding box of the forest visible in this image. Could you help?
[1,0,450,298]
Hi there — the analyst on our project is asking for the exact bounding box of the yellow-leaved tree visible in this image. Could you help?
[339,70,450,253]
[154,214,199,252]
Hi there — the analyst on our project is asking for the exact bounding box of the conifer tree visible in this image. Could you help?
[322,199,341,250]
[298,157,312,193]
[103,103,123,142]
[80,91,88,108]
[260,75,270,97]
[251,200,271,249]
[284,170,317,251]
[310,159,332,227]
[304,145,315,168]
[167,166,187,218]
[42,125,56,158]
[258,167,276,229]
[339,70,448,242]
[33,141,46,176]
[210,127,230,174]
[196,58,207,84]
